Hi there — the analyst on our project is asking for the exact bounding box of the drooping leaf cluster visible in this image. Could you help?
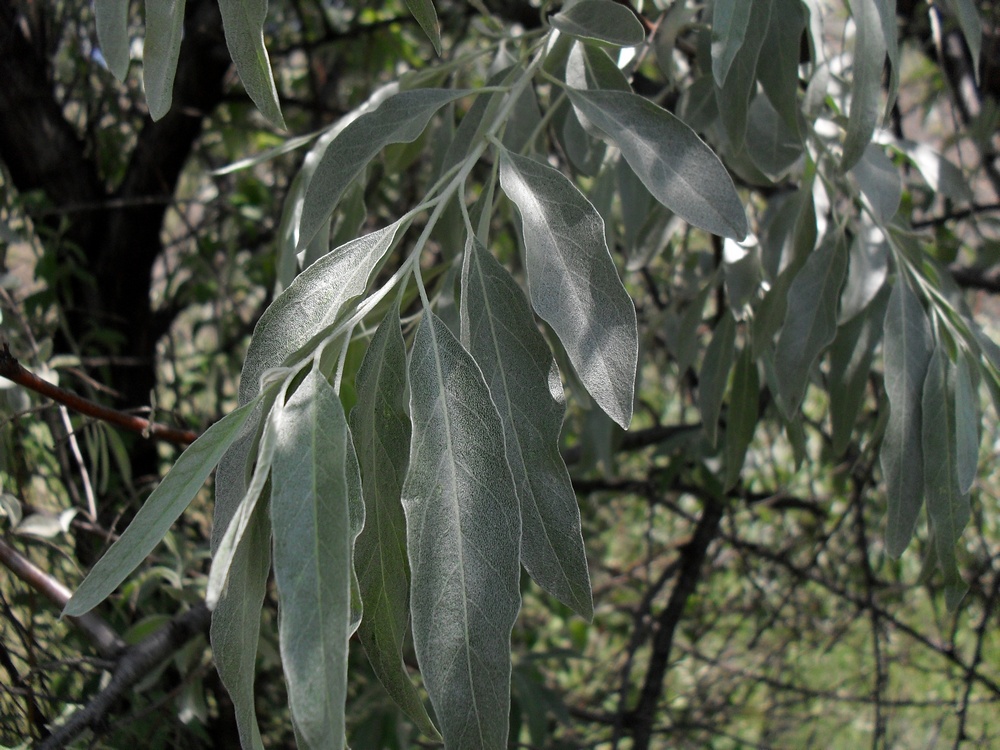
[67,0,998,746]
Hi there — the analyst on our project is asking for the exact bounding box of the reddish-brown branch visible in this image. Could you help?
[0,343,198,446]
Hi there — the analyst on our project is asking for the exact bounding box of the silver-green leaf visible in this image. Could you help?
[699,312,736,447]
[217,0,286,129]
[403,313,521,750]
[461,237,593,619]
[143,0,185,121]
[404,0,442,56]
[842,0,887,170]
[711,0,753,87]
[95,0,130,81]
[63,397,260,616]
[565,88,748,240]
[549,0,645,48]
[270,367,360,749]
[350,308,441,740]
[882,278,934,558]
[499,147,637,429]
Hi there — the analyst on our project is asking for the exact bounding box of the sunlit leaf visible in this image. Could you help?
[839,222,889,324]
[217,0,285,129]
[299,89,471,248]
[922,345,970,609]
[63,397,261,616]
[461,237,593,619]
[499,147,638,429]
[271,367,360,749]
[550,0,645,48]
[842,0,886,170]
[774,232,848,416]
[143,0,186,121]
[350,308,441,740]
[403,313,521,750]
[566,88,748,240]
[882,278,934,558]
[95,0,130,80]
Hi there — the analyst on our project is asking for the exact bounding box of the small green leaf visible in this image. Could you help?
[95,0,130,80]
[842,0,887,170]
[499,147,638,429]
[143,0,186,121]
[922,345,970,609]
[63,397,261,616]
[566,88,748,240]
[882,278,934,558]
[404,313,521,750]
[350,308,441,740]
[462,237,593,619]
[550,0,645,48]
[217,0,285,129]
[699,313,736,447]
[774,232,848,416]
[404,0,442,55]
[711,0,753,87]
[271,368,359,749]
[724,343,759,490]
[299,89,471,248]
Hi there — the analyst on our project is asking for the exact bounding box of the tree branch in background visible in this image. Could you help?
[37,602,211,750]
[0,537,124,659]
[0,343,199,446]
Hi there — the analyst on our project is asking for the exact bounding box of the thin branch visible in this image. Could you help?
[0,537,123,659]
[37,603,211,750]
[0,343,198,446]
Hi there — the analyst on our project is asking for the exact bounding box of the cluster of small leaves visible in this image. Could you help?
[68,0,998,747]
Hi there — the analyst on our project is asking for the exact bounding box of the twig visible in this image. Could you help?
[0,343,198,446]
[0,537,123,659]
[37,602,211,750]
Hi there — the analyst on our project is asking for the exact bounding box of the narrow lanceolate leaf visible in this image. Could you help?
[63,397,260,616]
[403,313,521,750]
[715,0,772,149]
[95,0,130,80]
[699,313,736,447]
[882,278,934,558]
[851,144,901,223]
[922,345,970,609]
[239,221,403,404]
[954,353,980,495]
[404,0,442,56]
[774,233,848,417]
[211,496,270,750]
[724,343,759,491]
[944,0,981,85]
[143,0,186,120]
[217,0,285,129]
[462,237,593,619]
[756,0,806,129]
[350,309,440,740]
[299,89,471,247]
[549,0,646,48]
[842,0,887,170]
[566,88,748,240]
[711,0,753,87]
[499,148,638,429]
[270,368,359,750]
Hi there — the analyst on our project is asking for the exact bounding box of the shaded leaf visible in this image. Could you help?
[550,0,645,48]
[404,0,442,55]
[699,313,736,447]
[499,147,637,428]
[566,88,748,240]
[954,352,980,495]
[842,0,887,170]
[724,343,759,490]
[756,0,806,129]
[922,345,970,609]
[403,313,521,750]
[271,368,360,749]
[943,0,981,85]
[461,237,593,619]
[143,0,186,120]
[217,0,285,129]
[64,397,261,616]
[299,89,471,248]
[839,222,889,324]
[711,0,753,87]
[746,94,802,179]
[882,278,934,557]
[95,0,130,80]
[715,0,772,149]
[774,233,848,416]
[350,308,440,739]
[851,144,901,223]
